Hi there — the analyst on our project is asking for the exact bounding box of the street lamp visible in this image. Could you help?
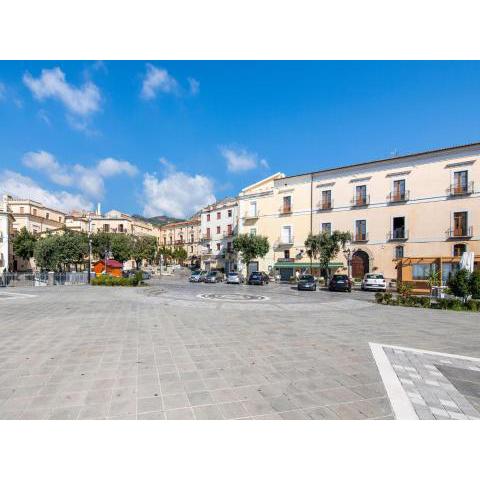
[87,215,92,284]
[343,244,357,279]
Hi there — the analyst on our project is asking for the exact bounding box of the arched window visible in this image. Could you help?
[453,244,466,256]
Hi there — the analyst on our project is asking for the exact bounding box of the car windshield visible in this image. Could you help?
[250,272,260,277]
[228,272,238,276]
[333,275,348,280]
[300,275,314,281]
[191,271,200,275]
[366,274,384,279]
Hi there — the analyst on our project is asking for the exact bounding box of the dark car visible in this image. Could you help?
[297,274,317,291]
[328,274,352,292]
[248,271,269,285]
[204,271,224,283]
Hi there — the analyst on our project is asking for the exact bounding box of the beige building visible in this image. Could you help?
[3,195,67,271]
[200,197,239,272]
[0,196,15,271]
[238,143,480,282]
[158,216,201,266]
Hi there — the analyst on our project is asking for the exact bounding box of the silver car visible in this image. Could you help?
[226,272,243,284]
[361,273,387,291]
[189,270,207,282]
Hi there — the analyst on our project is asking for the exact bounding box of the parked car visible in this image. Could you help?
[189,270,207,282]
[361,273,387,291]
[226,272,244,284]
[297,274,317,291]
[204,271,224,283]
[328,274,352,292]
[122,270,151,280]
[248,271,269,285]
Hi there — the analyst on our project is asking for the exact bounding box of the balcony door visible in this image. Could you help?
[454,171,468,193]
[356,185,367,205]
[281,226,292,244]
[355,220,366,241]
[249,201,257,217]
[453,212,467,236]
[393,179,405,201]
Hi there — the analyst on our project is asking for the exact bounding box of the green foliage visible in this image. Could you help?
[91,232,134,263]
[173,246,188,264]
[12,227,37,261]
[427,269,441,293]
[465,299,479,312]
[131,235,157,268]
[447,268,471,299]
[33,235,59,271]
[374,292,384,304]
[233,234,270,268]
[397,282,413,298]
[91,274,141,287]
[470,270,480,299]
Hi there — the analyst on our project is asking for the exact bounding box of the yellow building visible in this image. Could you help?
[238,143,480,282]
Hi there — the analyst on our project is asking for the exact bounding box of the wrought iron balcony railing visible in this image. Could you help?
[387,190,410,203]
[351,194,370,207]
[446,182,474,196]
[446,226,473,238]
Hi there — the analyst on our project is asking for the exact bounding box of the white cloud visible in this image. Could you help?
[97,157,138,177]
[22,150,138,200]
[23,67,101,117]
[0,82,5,101]
[0,170,93,213]
[22,151,72,186]
[141,64,179,100]
[142,161,215,218]
[220,146,269,173]
[188,77,200,96]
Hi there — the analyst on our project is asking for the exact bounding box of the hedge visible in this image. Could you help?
[374,292,479,312]
[90,273,143,287]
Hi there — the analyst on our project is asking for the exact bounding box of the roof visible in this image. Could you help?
[94,259,123,268]
[282,141,480,180]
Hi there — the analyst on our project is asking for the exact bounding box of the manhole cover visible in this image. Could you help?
[197,293,269,302]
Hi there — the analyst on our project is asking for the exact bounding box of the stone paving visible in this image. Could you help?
[0,277,479,420]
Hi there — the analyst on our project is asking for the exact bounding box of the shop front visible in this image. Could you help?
[274,260,344,281]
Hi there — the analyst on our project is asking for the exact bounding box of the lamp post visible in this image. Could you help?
[87,215,92,284]
[343,245,356,279]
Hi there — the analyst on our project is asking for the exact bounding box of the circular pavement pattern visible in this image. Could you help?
[197,293,269,302]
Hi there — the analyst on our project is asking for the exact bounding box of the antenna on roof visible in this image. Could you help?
[390,149,399,157]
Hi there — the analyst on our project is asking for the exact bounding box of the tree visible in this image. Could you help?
[233,234,269,274]
[315,230,351,282]
[173,246,188,265]
[447,268,471,300]
[34,235,60,271]
[13,227,37,262]
[156,246,173,265]
[91,232,133,264]
[470,270,480,299]
[305,234,321,272]
[131,235,157,269]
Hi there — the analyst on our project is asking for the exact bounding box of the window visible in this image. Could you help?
[321,222,331,234]
[249,201,257,217]
[228,209,232,217]
[412,263,436,280]
[283,196,292,213]
[190,246,193,253]
[227,224,232,235]
[392,217,406,239]
[453,243,466,256]
[169,236,173,244]
[119,224,124,233]
[216,243,221,251]
[207,213,210,221]
[20,207,24,214]
[163,237,166,245]
[103,224,109,233]
[284,249,290,259]
[180,235,183,243]
[354,185,368,206]
[321,190,332,209]
[206,227,210,238]
[453,170,468,193]
[453,212,468,236]
[281,225,292,243]
[217,211,221,220]
[250,228,256,236]
[58,217,62,223]
[216,226,220,234]
[395,245,404,259]
[392,179,406,201]
[227,242,232,253]
[45,212,49,219]
[191,234,194,243]
[442,262,459,284]
[33,208,37,216]
[355,220,367,241]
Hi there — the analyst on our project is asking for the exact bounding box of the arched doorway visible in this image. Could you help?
[351,250,369,278]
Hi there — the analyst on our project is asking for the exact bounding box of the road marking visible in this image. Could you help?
[0,291,37,299]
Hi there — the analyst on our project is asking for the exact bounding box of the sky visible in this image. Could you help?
[1,61,480,218]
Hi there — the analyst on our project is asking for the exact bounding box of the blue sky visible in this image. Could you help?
[1,61,480,218]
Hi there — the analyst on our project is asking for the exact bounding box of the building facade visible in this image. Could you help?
[200,197,239,272]
[238,143,480,282]
[0,196,15,272]
[158,216,201,266]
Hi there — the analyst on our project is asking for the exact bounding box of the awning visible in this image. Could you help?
[274,262,344,269]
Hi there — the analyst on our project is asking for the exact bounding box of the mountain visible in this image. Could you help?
[132,214,185,226]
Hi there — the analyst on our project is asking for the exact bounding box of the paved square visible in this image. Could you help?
[1,277,479,419]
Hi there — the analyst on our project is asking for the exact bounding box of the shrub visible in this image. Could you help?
[90,274,139,287]
[374,292,384,304]
[447,268,471,299]
[470,270,480,299]
[383,292,392,304]
[449,298,464,311]
[418,296,431,308]
[436,298,450,310]
[397,282,413,298]
[465,299,479,312]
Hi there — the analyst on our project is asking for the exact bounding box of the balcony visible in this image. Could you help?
[275,236,294,247]
[447,182,474,196]
[200,234,212,242]
[388,229,409,241]
[352,232,369,242]
[446,226,473,239]
[351,194,370,207]
[242,211,259,221]
[279,206,292,215]
[387,191,410,203]
[223,230,234,238]
[319,200,333,211]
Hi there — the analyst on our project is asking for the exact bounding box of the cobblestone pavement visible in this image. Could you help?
[0,277,479,420]
[372,344,480,419]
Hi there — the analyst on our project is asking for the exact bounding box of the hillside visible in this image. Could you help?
[132,214,185,226]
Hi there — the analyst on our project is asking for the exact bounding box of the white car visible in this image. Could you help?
[226,272,244,284]
[361,273,387,291]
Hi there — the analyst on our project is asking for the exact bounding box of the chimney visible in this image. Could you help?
[96,202,101,216]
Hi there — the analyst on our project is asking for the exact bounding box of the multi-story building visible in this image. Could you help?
[200,197,239,272]
[0,196,15,272]
[158,216,201,267]
[238,143,480,282]
[3,195,67,271]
